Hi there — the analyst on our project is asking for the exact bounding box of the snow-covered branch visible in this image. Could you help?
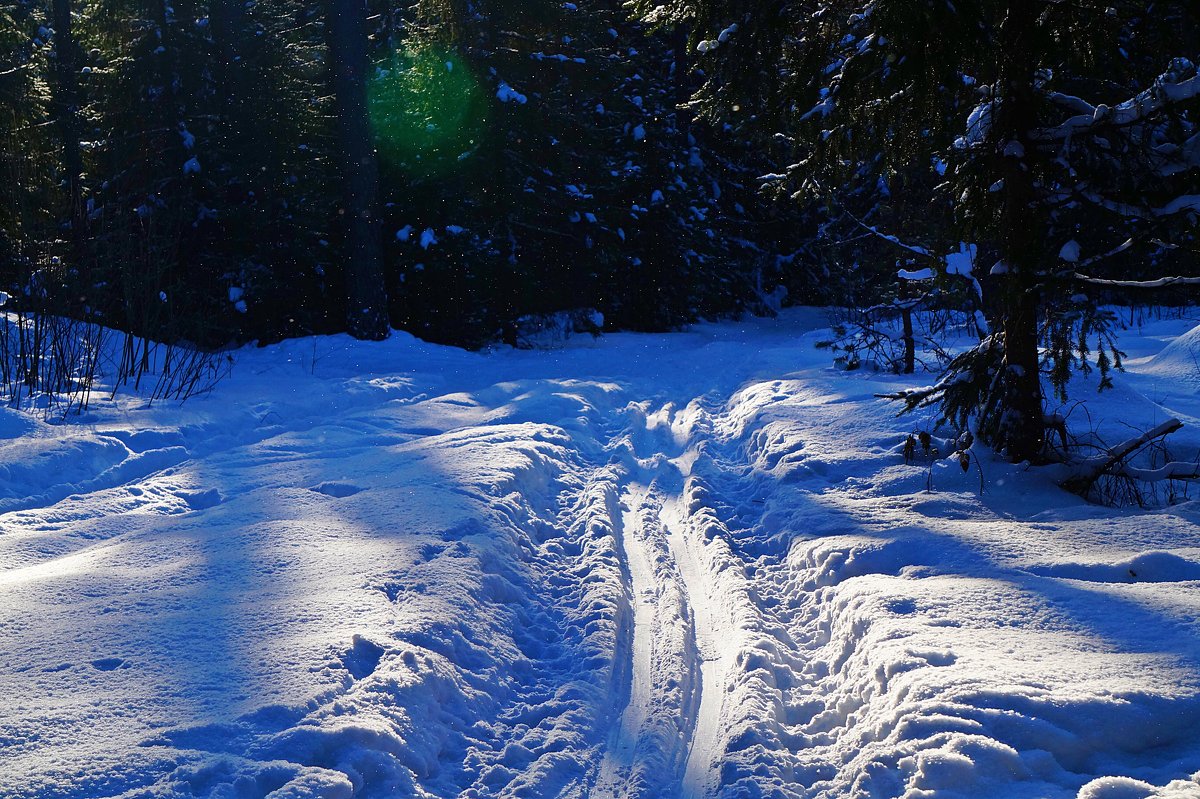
[1074,273,1200,289]
[1046,91,1096,115]
[0,62,33,79]
[1035,72,1200,142]
[1064,419,1186,491]
[1072,238,1134,269]
[1117,461,1200,482]
[1079,191,1200,220]
[841,209,935,259]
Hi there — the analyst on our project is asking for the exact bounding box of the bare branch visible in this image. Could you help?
[1064,419,1184,491]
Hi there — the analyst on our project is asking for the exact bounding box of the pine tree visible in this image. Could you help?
[664,0,1200,461]
[47,0,85,262]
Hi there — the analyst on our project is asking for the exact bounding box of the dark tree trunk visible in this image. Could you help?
[49,0,85,262]
[999,282,1043,460]
[327,0,389,340]
[672,24,691,144]
[901,306,915,375]
[993,3,1045,462]
[208,0,244,102]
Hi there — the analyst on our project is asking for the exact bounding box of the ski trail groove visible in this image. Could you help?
[664,493,736,799]
[594,484,658,797]
[592,396,748,799]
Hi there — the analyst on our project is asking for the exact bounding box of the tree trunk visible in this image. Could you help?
[999,281,1043,460]
[208,0,244,103]
[49,0,85,263]
[327,0,390,340]
[901,305,915,374]
[672,24,691,144]
[992,3,1045,462]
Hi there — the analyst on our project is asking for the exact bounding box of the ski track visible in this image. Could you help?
[593,484,657,798]
[590,394,752,799]
[666,492,735,799]
[1,363,759,799]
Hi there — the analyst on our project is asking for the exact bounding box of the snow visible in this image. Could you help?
[944,243,982,298]
[496,82,528,105]
[1143,321,1200,388]
[3,309,1200,799]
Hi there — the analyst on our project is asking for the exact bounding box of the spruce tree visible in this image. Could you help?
[664,0,1200,461]
[1,0,53,299]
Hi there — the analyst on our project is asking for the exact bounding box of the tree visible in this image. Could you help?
[663,0,1200,461]
[5,0,813,353]
[376,0,802,346]
[328,0,390,340]
[1,0,54,304]
[47,0,85,262]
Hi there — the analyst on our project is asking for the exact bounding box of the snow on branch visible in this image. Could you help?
[1046,91,1096,115]
[841,208,935,259]
[1035,71,1200,142]
[1074,273,1200,289]
[1063,419,1188,492]
[1119,461,1200,482]
[1067,237,1134,270]
[1079,191,1200,220]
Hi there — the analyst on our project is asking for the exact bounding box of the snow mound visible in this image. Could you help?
[1028,551,1200,583]
[1145,323,1200,384]
[1078,772,1200,799]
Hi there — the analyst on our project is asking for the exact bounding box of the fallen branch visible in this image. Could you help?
[1116,461,1200,482]
[1063,418,1184,492]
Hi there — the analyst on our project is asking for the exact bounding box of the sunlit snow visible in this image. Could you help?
[2,310,1200,799]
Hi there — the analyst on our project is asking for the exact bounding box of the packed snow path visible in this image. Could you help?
[4,310,1200,799]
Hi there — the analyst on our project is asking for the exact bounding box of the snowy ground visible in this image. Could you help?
[3,308,1200,799]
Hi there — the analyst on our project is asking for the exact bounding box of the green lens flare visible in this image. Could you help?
[369,49,488,176]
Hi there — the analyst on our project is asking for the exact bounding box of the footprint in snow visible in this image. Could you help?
[310,482,364,498]
[108,429,187,453]
[341,636,385,680]
[177,488,222,510]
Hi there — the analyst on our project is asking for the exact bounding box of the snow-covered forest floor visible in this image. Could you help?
[3,308,1200,799]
